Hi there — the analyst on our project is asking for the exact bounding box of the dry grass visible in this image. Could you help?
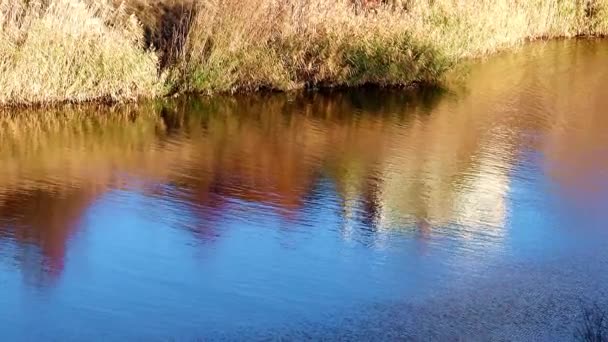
[0,0,161,105]
[414,0,608,57]
[161,0,608,94]
[171,0,451,93]
[0,0,607,105]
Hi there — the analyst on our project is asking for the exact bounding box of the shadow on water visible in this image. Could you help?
[0,39,607,340]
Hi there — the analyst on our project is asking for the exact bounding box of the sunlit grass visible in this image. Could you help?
[0,0,161,105]
[0,0,607,104]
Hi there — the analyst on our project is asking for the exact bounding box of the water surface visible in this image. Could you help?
[1,40,608,340]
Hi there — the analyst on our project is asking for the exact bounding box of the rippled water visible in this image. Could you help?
[1,40,608,340]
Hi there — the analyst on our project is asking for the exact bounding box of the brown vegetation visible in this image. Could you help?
[0,0,607,105]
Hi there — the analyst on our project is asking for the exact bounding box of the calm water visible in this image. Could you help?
[1,40,608,340]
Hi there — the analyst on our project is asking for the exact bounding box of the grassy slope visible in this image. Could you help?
[0,0,607,105]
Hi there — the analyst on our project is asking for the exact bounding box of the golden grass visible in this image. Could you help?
[167,0,608,94]
[171,0,450,93]
[0,0,161,105]
[0,0,607,105]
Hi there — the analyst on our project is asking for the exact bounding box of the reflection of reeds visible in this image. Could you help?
[576,304,608,342]
[0,90,440,211]
[0,102,169,195]
[1,0,608,104]
[0,40,606,229]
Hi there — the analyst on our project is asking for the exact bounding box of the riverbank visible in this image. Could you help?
[1,0,607,106]
[1,39,608,339]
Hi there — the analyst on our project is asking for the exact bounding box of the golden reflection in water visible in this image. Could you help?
[0,40,607,278]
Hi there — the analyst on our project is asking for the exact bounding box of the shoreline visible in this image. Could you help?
[1,0,607,108]
[0,36,605,111]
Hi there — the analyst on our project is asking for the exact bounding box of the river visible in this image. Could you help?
[1,40,607,340]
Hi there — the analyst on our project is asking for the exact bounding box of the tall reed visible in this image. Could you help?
[168,0,608,94]
[1,0,607,105]
[0,0,160,105]
[170,0,451,94]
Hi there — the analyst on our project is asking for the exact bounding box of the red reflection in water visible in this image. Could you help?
[0,188,96,283]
